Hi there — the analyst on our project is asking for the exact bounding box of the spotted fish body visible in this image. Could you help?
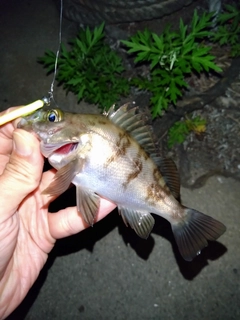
[18,103,226,261]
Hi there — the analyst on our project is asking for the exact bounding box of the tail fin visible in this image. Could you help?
[171,208,226,261]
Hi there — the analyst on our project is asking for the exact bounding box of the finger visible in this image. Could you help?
[48,199,116,239]
[0,129,44,220]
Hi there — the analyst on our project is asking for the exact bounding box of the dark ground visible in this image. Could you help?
[0,0,240,319]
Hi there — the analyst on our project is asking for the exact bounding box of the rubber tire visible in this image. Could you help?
[63,0,195,25]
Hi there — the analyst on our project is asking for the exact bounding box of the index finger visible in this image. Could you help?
[48,199,117,239]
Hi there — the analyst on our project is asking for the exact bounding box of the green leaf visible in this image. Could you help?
[231,43,240,57]
[166,79,182,104]
[218,5,239,24]
[173,74,188,88]
[76,39,87,54]
[151,93,169,118]
[224,4,239,13]
[85,26,92,45]
[150,56,161,69]
[135,51,151,63]
[191,10,199,31]
[61,44,69,59]
[93,22,105,42]
[168,120,190,148]
[179,18,187,41]
[152,32,164,51]
[67,78,83,86]
[77,84,86,101]
[122,41,151,55]
[192,55,222,73]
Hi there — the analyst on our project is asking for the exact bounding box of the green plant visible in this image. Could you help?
[39,6,240,148]
[168,116,207,148]
[122,10,222,118]
[39,23,130,110]
[211,4,240,57]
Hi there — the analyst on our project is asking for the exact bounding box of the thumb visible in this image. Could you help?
[0,129,44,220]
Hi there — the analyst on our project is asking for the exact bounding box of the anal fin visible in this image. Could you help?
[118,206,155,239]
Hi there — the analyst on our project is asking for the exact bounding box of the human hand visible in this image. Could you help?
[0,107,116,319]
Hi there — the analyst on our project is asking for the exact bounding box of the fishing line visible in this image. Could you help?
[48,0,63,106]
[0,0,64,125]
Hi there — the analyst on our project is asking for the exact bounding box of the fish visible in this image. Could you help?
[18,102,226,261]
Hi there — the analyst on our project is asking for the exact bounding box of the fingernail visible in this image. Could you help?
[13,131,33,156]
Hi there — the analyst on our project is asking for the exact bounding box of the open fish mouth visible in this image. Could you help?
[55,143,79,154]
[41,142,79,158]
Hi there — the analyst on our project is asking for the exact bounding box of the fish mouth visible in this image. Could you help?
[55,143,79,154]
[41,142,79,158]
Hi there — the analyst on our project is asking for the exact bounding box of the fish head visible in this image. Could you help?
[18,108,88,166]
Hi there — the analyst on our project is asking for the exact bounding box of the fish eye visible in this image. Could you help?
[46,109,63,122]
[48,112,56,122]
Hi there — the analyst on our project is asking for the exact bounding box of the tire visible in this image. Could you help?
[63,0,195,25]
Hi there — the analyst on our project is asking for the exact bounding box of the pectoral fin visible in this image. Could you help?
[42,158,82,196]
[118,206,155,239]
[76,186,100,226]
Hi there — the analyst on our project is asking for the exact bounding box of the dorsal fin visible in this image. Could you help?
[107,103,180,199]
[107,102,157,156]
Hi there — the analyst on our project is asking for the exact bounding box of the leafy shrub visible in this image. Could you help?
[122,10,222,118]
[168,116,206,148]
[39,23,130,110]
[39,5,240,147]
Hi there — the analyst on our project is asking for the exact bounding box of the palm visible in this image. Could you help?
[0,121,55,312]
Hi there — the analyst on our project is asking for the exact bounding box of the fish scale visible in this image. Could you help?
[18,103,226,261]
